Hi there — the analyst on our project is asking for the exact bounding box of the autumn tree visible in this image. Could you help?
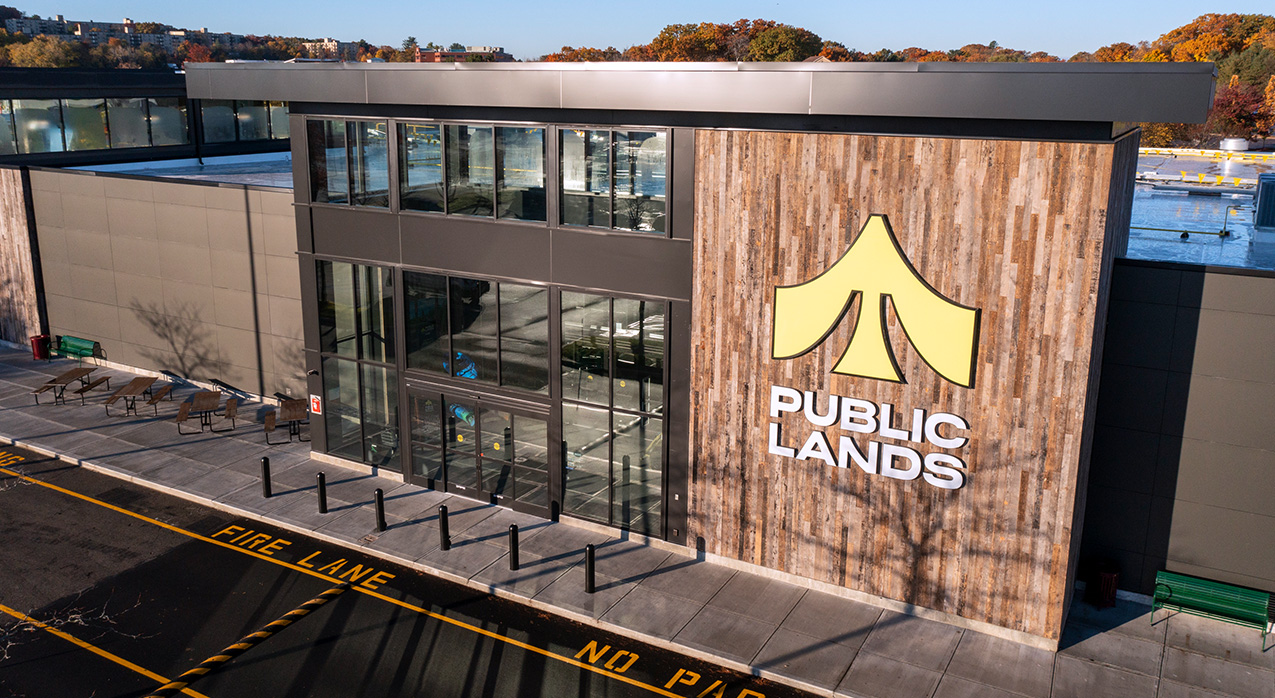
[1093,42,1138,61]
[1207,81,1266,137]
[746,24,821,61]
[8,34,80,67]
[542,46,622,62]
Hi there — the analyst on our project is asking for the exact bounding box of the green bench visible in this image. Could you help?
[52,335,100,364]
[1153,570,1271,646]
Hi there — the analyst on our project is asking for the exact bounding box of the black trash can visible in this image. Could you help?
[30,334,50,361]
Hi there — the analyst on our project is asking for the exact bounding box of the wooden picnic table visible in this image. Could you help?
[190,391,222,431]
[33,367,96,405]
[104,377,157,417]
[279,399,311,441]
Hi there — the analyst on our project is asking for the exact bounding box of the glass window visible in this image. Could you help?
[62,99,108,151]
[235,100,270,141]
[562,292,667,533]
[318,260,358,358]
[561,129,610,228]
[267,101,289,139]
[361,363,399,470]
[358,265,394,363]
[612,414,662,534]
[496,127,546,221]
[12,99,64,154]
[445,397,479,489]
[322,356,363,462]
[613,298,664,413]
[614,131,667,233]
[106,98,149,149]
[147,97,188,146]
[410,393,445,482]
[307,120,348,205]
[449,278,498,384]
[512,413,550,507]
[563,403,611,522]
[0,101,15,156]
[404,273,548,394]
[561,292,610,406]
[201,99,236,143]
[399,123,444,213]
[445,124,493,217]
[350,120,389,208]
[500,284,549,393]
[404,271,449,374]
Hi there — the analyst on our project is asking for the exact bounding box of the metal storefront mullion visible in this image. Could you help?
[393,265,409,480]
[344,120,355,207]
[659,300,671,539]
[606,297,615,526]
[56,100,66,152]
[547,288,563,520]
[440,123,449,216]
[387,119,401,213]
[101,99,113,149]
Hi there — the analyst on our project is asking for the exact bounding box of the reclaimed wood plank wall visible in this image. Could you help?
[690,130,1119,641]
[0,167,42,345]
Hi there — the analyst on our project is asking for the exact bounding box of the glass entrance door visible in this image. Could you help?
[407,386,552,515]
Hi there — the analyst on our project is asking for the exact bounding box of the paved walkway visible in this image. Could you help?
[0,350,1270,698]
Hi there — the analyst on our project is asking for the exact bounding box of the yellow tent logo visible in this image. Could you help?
[772,215,981,388]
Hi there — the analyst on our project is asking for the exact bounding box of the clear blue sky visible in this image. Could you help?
[13,1,1275,60]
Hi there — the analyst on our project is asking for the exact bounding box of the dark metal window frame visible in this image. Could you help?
[559,288,671,535]
[394,117,548,223]
[316,258,398,467]
[558,124,671,238]
[401,266,552,398]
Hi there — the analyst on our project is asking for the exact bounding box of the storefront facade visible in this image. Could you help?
[188,61,1214,647]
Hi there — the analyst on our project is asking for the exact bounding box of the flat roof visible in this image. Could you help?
[73,152,293,188]
[186,61,1216,124]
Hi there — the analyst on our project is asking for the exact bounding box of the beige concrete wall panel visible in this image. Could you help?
[267,295,303,341]
[68,265,118,307]
[262,213,296,258]
[65,230,113,269]
[212,287,257,332]
[102,176,154,202]
[55,172,104,197]
[105,197,158,240]
[158,241,213,286]
[205,206,252,252]
[69,298,121,342]
[151,180,206,208]
[265,254,301,300]
[109,235,162,279]
[30,187,63,228]
[1180,270,1275,317]
[154,203,209,246]
[60,193,109,234]
[259,190,295,218]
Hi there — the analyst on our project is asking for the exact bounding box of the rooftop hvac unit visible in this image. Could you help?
[1256,173,1275,231]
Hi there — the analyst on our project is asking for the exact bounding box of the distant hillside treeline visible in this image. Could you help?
[0,8,1271,146]
[543,14,1275,147]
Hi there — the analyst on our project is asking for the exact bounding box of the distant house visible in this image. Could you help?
[415,45,514,62]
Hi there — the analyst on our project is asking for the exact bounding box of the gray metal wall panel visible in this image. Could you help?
[188,62,1215,125]
[670,128,694,242]
[810,71,1213,123]
[1109,262,1182,304]
[398,215,552,282]
[310,206,400,264]
[549,229,692,301]
[367,69,561,109]
[560,71,811,115]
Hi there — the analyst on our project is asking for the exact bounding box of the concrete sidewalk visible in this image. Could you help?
[0,350,1270,698]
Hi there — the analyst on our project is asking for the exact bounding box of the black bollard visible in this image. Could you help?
[438,504,451,551]
[374,488,387,532]
[317,472,328,514]
[260,456,271,498]
[508,524,519,571]
[584,544,596,594]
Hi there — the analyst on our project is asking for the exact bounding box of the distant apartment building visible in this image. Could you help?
[415,45,514,62]
[301,38,356,59]
[3,16,245,51]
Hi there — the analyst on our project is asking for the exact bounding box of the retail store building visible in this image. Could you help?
[8,62,1243,650]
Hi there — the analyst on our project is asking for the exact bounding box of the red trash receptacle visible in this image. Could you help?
[30,334,50,361]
